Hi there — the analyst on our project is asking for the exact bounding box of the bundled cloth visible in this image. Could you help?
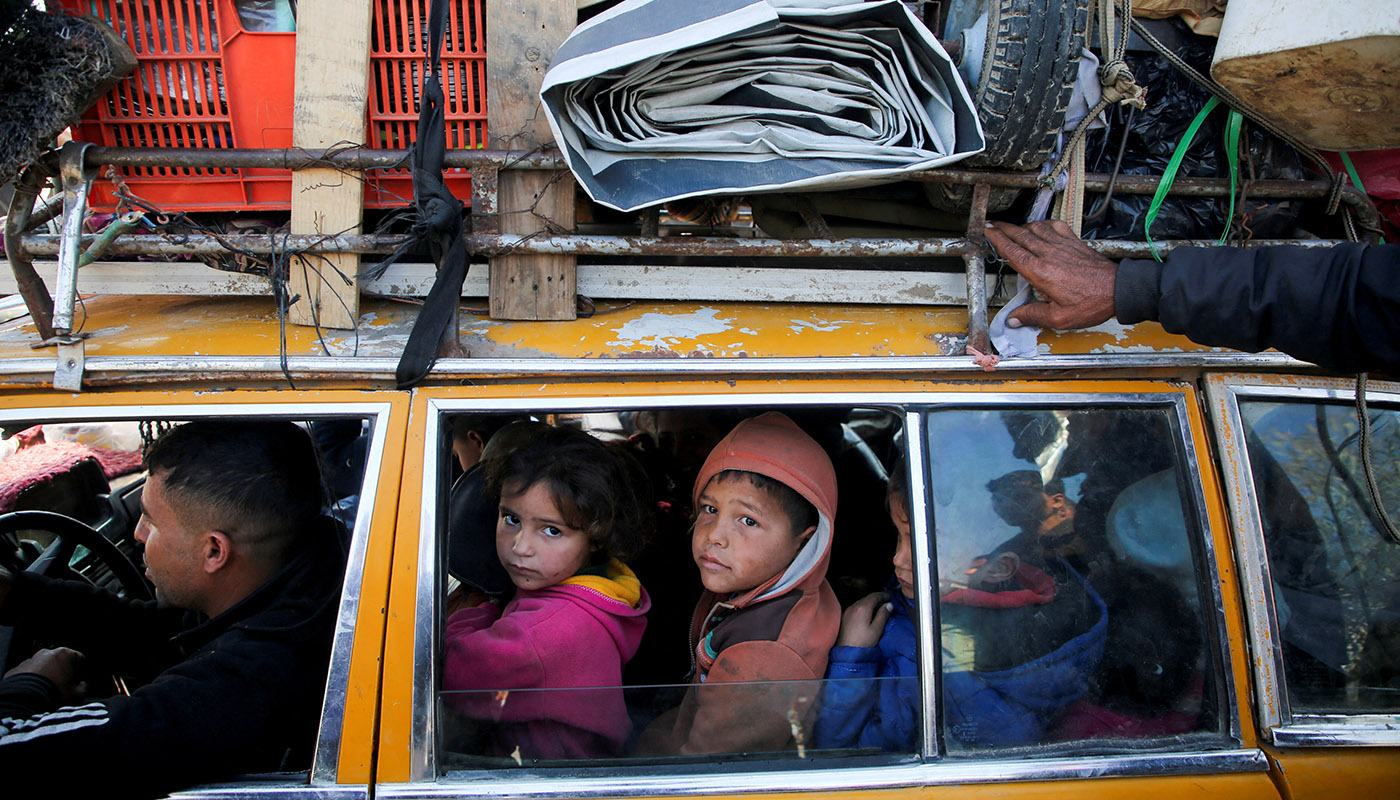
[541,0,984,212]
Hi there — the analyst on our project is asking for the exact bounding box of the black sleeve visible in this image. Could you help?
[0,673,60,719]
[1115,243,1400,375]
[0,572,184,677]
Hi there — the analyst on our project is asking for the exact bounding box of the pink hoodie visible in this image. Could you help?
[442,561,650,759]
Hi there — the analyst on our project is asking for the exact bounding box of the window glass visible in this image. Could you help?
[436,406,912,770]
[924,406,1220,754]
[1240,399,1400,714]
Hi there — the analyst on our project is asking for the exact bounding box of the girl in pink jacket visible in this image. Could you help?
[443,426,653,761]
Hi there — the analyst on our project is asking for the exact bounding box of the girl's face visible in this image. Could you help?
[496,480,595,591]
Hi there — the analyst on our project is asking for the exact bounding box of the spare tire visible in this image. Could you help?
[928,0,1091,211]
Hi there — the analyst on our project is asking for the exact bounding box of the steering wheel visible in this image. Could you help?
[0,510,153,671]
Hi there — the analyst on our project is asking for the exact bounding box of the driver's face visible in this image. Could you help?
[133,471,205,610]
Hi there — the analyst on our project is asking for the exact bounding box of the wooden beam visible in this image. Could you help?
[486,0,578,320]
[3,261,997,306]
[288,0,373,329]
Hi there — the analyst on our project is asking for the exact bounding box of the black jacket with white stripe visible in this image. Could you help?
[0,518,346,799]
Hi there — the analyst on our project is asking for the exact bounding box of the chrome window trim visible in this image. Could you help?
[903,411,939,761]
[168,783,370,800]
[0,400,393,790]
[915,391,1242,746]
[388,750,1266,798]
[0,351,1305,384]
[1205,375,1400,746]
[411,387,1240,787]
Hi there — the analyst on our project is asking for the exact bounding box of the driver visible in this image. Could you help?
[0,419,347,799]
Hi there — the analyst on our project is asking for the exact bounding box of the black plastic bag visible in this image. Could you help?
[1081,20,1305,243]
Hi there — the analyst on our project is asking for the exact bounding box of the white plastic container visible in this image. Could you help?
[1211,0,1400,150]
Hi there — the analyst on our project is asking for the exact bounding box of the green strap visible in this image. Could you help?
[1145,96,1221,261]
[1340,151,1387,244]
[1219,109,1242,245]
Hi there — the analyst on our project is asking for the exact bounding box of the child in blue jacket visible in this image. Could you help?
[815,464,1107,751]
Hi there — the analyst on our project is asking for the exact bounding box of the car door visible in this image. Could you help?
[0,386,411,799]
[1206,373,1400,799]
[374,375,1283,800]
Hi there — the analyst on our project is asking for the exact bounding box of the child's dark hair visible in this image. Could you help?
[710,469,818,536]
[886,456,909,517]
[485,425,654,562]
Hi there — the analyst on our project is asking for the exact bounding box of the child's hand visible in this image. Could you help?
[836,591,894,648]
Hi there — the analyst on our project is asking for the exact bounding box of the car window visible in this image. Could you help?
[435,405,912,771]
[1238,398,1400,715]
[924,405,1225,753]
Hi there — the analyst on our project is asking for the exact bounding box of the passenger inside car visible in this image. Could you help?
[441,425,654,760]
[637,411,840,756]
[0,419,348,799]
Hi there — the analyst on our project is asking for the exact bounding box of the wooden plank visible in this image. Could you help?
[288,0,373,330]
[486,0,578,320]
[3,261,997,306]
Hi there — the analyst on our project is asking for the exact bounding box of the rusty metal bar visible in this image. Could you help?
[4,163,58,340]
[964,183,992,357]
[21,231,1346,261]
[85,146,565,171]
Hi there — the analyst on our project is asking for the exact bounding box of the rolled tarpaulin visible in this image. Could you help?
[541,0,985,212]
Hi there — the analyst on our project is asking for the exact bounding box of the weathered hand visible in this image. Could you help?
[984,219,1119,330]
[836,591,893,649]
[5,646,88,704]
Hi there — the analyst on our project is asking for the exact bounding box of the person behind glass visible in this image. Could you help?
[814,460,919,751]
[816,466,1106,751]
[441,426,653,761]
[638,411,840,756]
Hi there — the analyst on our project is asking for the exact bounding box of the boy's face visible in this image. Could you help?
[890,492,915,600]
[496,480,594,591]
[693,475,814,595]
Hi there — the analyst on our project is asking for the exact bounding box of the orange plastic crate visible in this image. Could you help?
[55,0,485,213]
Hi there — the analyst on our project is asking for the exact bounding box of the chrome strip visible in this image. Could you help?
[0,352,1308,384]
[1164,393,1244,745]
[1205,375,1400,739]
[903,411,939,760]
[0,400,390,787]
[407,403,450,782]
[312,404,396,783]
[384,750,1266,798]
[1204,378,1288,732]
[1272,716,1400,748]
[167,783,370,800]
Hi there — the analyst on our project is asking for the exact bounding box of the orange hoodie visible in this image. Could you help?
[642,411,840,756]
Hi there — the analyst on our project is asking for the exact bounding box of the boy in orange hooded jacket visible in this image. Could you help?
[640,411,840,756]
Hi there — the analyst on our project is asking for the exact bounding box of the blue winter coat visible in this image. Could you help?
[815,568,1108,751]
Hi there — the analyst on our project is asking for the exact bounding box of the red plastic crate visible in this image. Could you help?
[55,0,486,213]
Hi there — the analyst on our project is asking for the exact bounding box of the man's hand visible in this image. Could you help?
[984,219,1119,330]
[5,647,88,705]
[836,591,893,648]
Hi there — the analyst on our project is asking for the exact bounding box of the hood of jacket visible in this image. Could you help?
[547,559,651,662]
[691,411,837,608]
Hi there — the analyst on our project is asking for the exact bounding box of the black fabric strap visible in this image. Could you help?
[394,0,468,388]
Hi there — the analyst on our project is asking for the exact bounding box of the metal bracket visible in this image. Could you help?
[53,338,87,392]
[54,141,98,339]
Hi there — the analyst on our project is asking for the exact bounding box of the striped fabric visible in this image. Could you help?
[541,0,985,211]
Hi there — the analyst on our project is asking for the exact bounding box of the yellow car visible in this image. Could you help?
[0,292,1393,800]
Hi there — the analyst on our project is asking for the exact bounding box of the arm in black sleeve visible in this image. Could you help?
[0,673,61,719]
[1116,243,1400,375]
[0,572,184,677]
